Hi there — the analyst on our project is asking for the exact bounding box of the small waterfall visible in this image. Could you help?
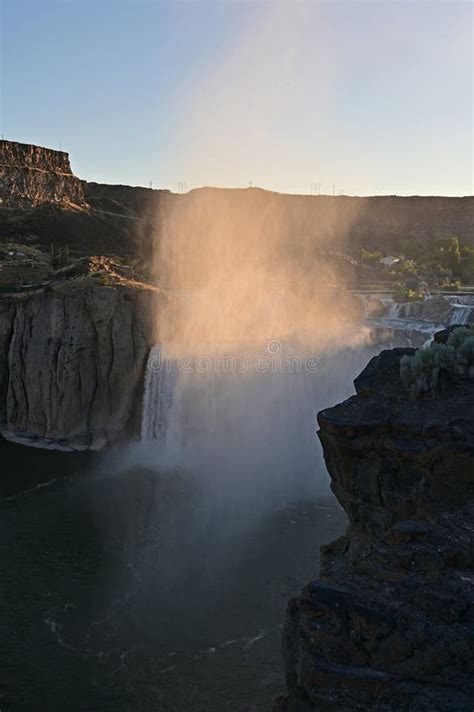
[365,297,437,349]
[387,302,405,319]
[141,345,175,443]
[450,304,472,326]
[363,293,473,346]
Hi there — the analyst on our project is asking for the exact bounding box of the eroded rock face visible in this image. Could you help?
[0,140,86,208]
[275,340,474,711]
[0,279,164,450]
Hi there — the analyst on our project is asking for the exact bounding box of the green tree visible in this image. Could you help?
[434,236,461,276]
[360,248,383,264]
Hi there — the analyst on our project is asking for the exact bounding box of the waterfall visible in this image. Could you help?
[450,304,472,326]
[364,293,473,347]
[139,339,381,499]
[140,293,473,495]
[141,345,176,443]
[387,302,405,320]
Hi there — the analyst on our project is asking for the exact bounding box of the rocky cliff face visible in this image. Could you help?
[0,273,165,450]
[275,343,474,711]
[0,140,86,208]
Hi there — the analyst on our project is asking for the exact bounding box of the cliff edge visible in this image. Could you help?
[0,140,86,209]
[0,260,168,450]
[275,341,474,711]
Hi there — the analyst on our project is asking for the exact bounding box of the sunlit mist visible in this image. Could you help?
[153,188,370,359]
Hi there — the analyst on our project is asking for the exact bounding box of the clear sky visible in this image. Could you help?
[1,0,472,195]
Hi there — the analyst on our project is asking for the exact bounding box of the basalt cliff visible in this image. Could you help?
[0,260,167,450]
[0,140,86,209]
[275,340,474,711]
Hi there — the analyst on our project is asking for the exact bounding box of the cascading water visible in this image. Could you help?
[140,337,380,502]
[141,344,176,443]
[363,292,474,348]
[140,287,473,504]
[387,301,405,320]
[450,304,472,326]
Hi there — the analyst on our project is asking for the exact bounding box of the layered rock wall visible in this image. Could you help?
[0,279,163,450]
[276,345,474,711]
[0,140,86,208]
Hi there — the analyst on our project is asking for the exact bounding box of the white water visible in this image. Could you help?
[140,340,379,500]
[140,344,176,443]
[387,302,405,320]
[360,293,474,342]
[450,304,472,326]
[140,294,473,500]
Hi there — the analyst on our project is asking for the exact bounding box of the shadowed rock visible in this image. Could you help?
[0,273,169,450]
[275,332,474,711]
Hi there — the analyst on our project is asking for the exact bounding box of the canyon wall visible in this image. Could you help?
[0,140,86,208]
[87,184,474,259]
[275,342,474,711]
[0,140,472,263]
[1,176,472,267]
[0,277,164,450]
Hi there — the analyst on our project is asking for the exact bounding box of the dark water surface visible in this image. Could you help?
[0,440,346,712]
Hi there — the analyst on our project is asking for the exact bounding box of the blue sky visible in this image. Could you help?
[1,0,472,195]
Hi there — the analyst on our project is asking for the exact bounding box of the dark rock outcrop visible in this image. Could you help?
[275,337,474,711]
[0,273,167,450]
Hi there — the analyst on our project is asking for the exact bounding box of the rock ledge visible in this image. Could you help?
[275,336,474,711]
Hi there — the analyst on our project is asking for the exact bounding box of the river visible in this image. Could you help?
[0,440,346,712]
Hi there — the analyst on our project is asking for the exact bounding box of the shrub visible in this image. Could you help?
[400,327,474,397]
[361,248,383,264]
[418,260,453,288]
[394,286,424,303]
[437,278,461,291]
[433,236,461,276]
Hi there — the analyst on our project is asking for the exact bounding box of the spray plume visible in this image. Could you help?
[139,1,375,507]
